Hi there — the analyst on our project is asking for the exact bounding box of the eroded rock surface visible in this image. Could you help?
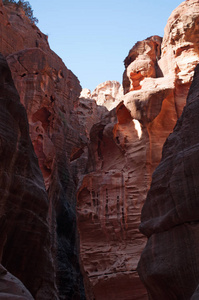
[0,1,85,299]
[1,0,199,299]
[123,36,162,94]
[91,81,123,110]
[77,103,148,300]
[77,0,199,299]
[0,53,58,299]
[138,63,199,300]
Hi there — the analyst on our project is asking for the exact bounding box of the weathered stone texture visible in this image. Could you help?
[77,0,199,299]
[77,103,148,300]
[1,0,199,299]
[91,81,123,110]
[0,53,58,299]
[138,63,199,300]
[0,2,85,299]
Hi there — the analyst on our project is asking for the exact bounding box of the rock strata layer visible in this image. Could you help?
[138,63,199,300]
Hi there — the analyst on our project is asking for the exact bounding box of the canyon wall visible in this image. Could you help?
[0,53,57,299]
[138,62,199,300]
[77,0,199,299]
[0,0,85,298]
[0,0,199,299]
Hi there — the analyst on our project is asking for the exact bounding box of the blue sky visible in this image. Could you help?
[29,0,183,91]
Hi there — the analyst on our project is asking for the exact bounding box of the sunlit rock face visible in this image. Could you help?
[91,80,124,110]
[77,0,199,299]
[138,64,199,300]
[0,53,58,299]
[78,91,108,140]
[80,88,92,99]
[158,0,199,119]
[123,36,162,94]
[123,0,199,175]
[0,2,85,299]
[0,0,49,55]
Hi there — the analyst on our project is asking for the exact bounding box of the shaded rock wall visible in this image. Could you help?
[0,264,34,300]
[0,53,58,299]
[138,63,199,300]
[77,103,148,300]
[0,1,85,299]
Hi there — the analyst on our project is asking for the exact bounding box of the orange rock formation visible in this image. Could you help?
[0,0,199,299]
[77,0,199,299]
[138,63,199,300]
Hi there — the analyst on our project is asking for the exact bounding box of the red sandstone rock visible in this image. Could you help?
[0,0,49,56]
[0,53,58,299]
[138,63,199,300]
[6,47,84,300]
[123,36,162,94]
[77,103,148,300]
[0,2,85,299]
[78,90,108,139]
[77,1,199,299]
[2,0,199,299]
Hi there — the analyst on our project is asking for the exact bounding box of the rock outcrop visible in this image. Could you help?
[0,53,58,299]
[123,36,162,94]
[81,81,123,111]
[77,0,199,299]
[0,1,85,299]
[91,81,123,110]
[138,63,199,300]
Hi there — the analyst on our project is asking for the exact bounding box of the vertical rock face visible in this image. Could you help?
[0,1,85,299]
[138,64,199,300]
[7,47,85,299]
[77,103,149,300]
[77,0,199,299]
[0,53,58,299]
